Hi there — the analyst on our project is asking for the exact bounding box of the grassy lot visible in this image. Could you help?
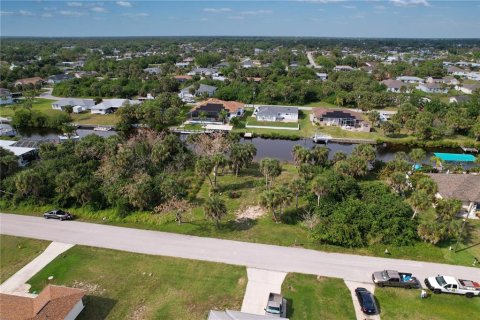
[246,118,299,129]
[4,163,480,268]
[27,245,247,319]
[303,101,337,108]
[0,235,50,283]
[375,287,480,320]
[282,274,355,320]
[0,99,119,126]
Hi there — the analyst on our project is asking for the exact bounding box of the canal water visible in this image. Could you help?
[16,128,473,166]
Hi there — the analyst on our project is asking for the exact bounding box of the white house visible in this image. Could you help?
[416,83,448,94]
[90,99,141,115]
[381,79,408,93]
[52,98,95,113]
[466,72,480,81]
[316,73,328,81]
[255,106,299,122]
[0,140,36,166]
[0,88,13,105]
[178,84,217,103]
[396,76,424,84]
[456,83,480,95]
[334,65,354,72]
[447,66,467,77]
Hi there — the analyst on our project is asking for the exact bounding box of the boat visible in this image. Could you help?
[93,126,112,131]
[58,134,80,141]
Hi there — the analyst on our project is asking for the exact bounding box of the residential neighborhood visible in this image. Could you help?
[1,1,480,319]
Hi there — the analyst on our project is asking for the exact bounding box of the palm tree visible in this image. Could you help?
[292,145,311,167]
[368,111,380,127]
[199,111,208,124]
[204,196,227,228]
[195,157,214,188]
[260,158,282,189]
[410,189,431,220]
[310,146,329,167]
[311,175,330,206]
[409,148,426,167]
[388,171,408,195]
[260,189,281,222]
[211,154,226,188]
[289,178,305,210]
[219,109,228,124]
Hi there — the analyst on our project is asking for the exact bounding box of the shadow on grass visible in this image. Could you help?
[78,295,117,320]
[224,218,258,232]
[219,180,255,192]
[374,295,382,316]
[285,297,294,318]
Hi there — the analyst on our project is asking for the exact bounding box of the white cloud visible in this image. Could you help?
[228,16,245,20]
[67,2,83,7]
[203,8,232,13]
[200,17,209,21]
[342,5,356,9]
[374,5,386,10]
[42,12,53,18]
[116,1,132,7]
[122,12,149,17]
[390,0,430,7]
[59,10,87,17]
[19,10,35,16]
[0,11,14,16]
[240,10,273,15]
[299,0,345,3]
[91,6,107,13]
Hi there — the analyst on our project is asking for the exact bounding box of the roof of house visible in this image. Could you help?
[48,74,73,82]
[194,98,244,113]
[0,285,85,320]
[0,88,12,95]
[174,75,192,80]
[53,98,95,108]
[450,95,471,103]
[462,83,480,91]
[313,108,363,120]
[90,99,140,111]
[181,84,217,94]
[447,66,465,73]
[418,82,443,89]
[0,140,36,156]
[256,106,298,118]
[426,173,480,202]
[15,77,44,85]
[396,76,423,81]
[208,310,285,320]
[381,79,406,89]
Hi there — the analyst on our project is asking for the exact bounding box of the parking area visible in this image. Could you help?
[241,268,287,315]
[344,280,381,320]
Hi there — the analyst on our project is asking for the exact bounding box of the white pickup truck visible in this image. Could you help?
[425,275,480,298]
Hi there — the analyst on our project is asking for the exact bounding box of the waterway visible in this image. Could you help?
[15,128,475,166]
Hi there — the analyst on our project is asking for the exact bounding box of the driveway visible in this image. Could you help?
[345,281,381,320]
[37,88,62,101]
[241,268,287,315]
[0,214,478,286]
[0,241,74,296]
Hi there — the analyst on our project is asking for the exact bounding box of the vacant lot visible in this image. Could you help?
[0,235,49,282]
[27,245,247,319]
[282,274,355,320]
[375,287,480,320]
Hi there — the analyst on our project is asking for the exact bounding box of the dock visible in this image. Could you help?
[244,132,253,139]
[312,134,332,144]
[460,146,478,153]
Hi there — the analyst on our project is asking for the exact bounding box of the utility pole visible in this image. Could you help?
[454,218,467,252]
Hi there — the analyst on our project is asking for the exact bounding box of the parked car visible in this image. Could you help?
[425,275,480,298]
[355,287,378,315]
[43,209,74,221]
[264,293,287,318]
[372,270,420,289]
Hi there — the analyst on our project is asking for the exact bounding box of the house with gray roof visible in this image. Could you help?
[47,74,74,84]
[416,82,448,94]
[255,106,298,122]
[90,99,141,115]
[0,88,13,105]
[178,84,217,103]
[381,79,408,93]
[52,98,95,113]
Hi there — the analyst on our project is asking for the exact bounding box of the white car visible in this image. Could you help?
[425,275,480,298]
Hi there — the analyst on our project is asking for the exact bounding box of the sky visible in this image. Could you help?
[1,0,479,38]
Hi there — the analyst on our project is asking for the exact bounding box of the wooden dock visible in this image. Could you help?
[460,146,478,153]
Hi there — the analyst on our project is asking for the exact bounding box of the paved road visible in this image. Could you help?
[1,214,478,285]
[37,88,62,101]
[306,51,321,69]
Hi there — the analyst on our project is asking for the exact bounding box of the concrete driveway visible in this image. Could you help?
[241,268,287,315]
[0,242,73,296]
[345,281,381,320]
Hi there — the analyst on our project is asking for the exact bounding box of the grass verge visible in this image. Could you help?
[27,245,247,319]
[375,287,480,320]
[282,274,355,320]
[0,235,50,283]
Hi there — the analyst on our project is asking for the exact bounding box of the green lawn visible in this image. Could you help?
[4,163,480,268]
[282,274,355,320]
[27,245,247,320]
[246,118,299,129]
[0,99,119,126]
[0,235,50,283]
[375,287,480,320]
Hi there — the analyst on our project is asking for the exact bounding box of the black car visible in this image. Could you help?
[355,287,378,315]
[43,209,73,221]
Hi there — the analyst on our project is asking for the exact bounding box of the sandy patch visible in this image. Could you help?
[236,206,266,220]
[71,280,106,295]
